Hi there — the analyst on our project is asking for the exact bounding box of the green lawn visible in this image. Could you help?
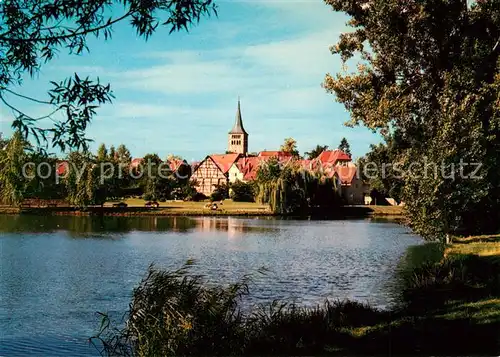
[446,234,500,257]
[104,198,271,214]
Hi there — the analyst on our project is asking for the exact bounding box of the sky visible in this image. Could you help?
[0,0,381,162]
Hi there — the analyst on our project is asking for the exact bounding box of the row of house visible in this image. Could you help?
[190,149,368,204]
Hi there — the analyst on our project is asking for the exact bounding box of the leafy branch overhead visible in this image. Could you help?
[0,0,217,151]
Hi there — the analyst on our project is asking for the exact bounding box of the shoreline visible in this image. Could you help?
[0,204,404,218]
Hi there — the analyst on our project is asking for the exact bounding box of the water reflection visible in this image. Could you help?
[0,215,279,237]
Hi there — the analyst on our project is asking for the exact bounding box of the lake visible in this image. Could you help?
[0,215,423,356]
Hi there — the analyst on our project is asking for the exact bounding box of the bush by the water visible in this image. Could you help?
[230,180,255,202]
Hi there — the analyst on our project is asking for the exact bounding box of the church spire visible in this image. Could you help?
[229,97,247,134]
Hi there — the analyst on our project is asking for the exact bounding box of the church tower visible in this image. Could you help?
[228,98,248,155]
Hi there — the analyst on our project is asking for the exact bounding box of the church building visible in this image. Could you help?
[190,99,248,196]
[227,99,248,155]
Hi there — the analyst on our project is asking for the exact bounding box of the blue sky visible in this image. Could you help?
[0,0,381,161]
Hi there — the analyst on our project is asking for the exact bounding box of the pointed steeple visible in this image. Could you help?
[229,98,247,134]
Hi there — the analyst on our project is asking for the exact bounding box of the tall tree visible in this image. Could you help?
[305,145,328,160]
[63,151,97,207]
[338,138,351,156]
[108,146,116,162]
[0,132,28,204]
[324,0,500,239]
[280,138,300,158]
[96,143,108,162]
[141,154,173,201]
[358,135,404,202]
[0,0,217,152]
[116,144,132,165]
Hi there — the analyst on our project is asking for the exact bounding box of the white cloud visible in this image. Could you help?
[111,27,341,98]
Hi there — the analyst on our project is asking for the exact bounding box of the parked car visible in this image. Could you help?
[112,202,128,208]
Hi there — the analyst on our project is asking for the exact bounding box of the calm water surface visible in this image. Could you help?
[0,215,422,356]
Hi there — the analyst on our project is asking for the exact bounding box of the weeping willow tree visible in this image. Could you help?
[0,132,68,205]
[64,152,100,208]
[0,132,29,205]
[255,159,339,215]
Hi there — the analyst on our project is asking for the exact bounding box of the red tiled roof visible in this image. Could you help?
[298,159,314,170]
[335,165,358,185]
[317,150,351,165]
[232,157,261,181]
[258,151,293,158]
[210,153,240,174]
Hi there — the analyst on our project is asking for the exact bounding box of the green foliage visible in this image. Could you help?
[0,138,197,207]
[116,145,132,165]
[256,157,281,182]
[358,137,404,202]
[108,146,116,162]
[91,262,252,356]
[97,144,108,162]
[279,138,300,158]
[325,0,500,240]
[338,137,351,156]
[305,145,328,160]
[0,132,29,204]
[0,0,216,151]
[400,254,500,314]
[210,182,229,201]
[63,151,97,207]
[171,180,198,201]
[230,180,255,202]
[0,133,198,206]
[138,154,174,201]
[91,263,383,357]
[256,160,339,214]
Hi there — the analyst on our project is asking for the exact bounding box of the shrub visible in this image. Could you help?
[92,263,252,356]
[400,254,500,312]
[172,181,198,201]
[230,180,255,202]
[187,192,207,202]
[210,183,229,202]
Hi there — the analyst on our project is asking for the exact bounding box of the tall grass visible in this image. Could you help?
[92,253,500,356]
[400,253,500,313]
[90,262,383,356]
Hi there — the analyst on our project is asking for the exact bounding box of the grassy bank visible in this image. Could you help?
[92,234,500,356]
[0,199,404,218]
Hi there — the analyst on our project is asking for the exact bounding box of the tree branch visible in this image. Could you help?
[0,93,60,122]
[0,10,132,42]
[2,88,52,105]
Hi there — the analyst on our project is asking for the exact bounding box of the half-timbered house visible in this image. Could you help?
[190,153,241,196]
